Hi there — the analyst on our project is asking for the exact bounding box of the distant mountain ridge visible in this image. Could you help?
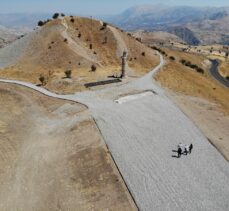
[106,4,229,45]
[109,4,229,30]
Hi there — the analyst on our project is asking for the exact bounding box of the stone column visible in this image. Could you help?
[121,51,127,78]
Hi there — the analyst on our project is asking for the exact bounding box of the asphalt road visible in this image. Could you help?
[209,59,229,88]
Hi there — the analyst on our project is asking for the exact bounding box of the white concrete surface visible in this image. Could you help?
[0,53,229,211]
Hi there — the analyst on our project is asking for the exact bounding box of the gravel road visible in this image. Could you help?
[0,54,228,211]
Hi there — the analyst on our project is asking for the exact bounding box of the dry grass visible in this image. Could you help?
[155,54,229,114]
[219,59,229,78]
[0,83,137,210]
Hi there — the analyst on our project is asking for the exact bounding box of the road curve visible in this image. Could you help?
[209,59,229,88]
[0,54,229,211]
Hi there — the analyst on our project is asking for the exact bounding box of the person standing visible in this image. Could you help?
[189,144,193,154]
[177,146,182,158]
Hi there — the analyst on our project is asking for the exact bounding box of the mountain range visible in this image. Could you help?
[106,5,229,45]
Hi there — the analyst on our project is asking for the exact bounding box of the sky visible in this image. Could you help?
[1,0,229,15]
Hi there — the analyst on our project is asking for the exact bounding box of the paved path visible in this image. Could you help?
[209,59,229,88]
[0,54,229,211]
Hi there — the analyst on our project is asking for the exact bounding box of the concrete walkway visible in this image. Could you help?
[0,54,229,211]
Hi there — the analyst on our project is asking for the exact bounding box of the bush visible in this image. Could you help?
[142,52,145,56]
[135,37,141,42]
[65,70,72,78]
[180,59,186,64]
[169,56,175,61]
[91,64,97,72]
[226,76,229,80]
[39,75,45,85]
[78,33,81,38]
[64,38,68,43]
[185,61,191,67]
[89,44,92,49]
[196,67,204,74]
[52,13,59,19]
[103,22,108,27]
[70,18,74,23]
[61,13,65,17]
[37,20,44,26]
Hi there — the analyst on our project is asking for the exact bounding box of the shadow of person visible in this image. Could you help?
[172,155,180,158]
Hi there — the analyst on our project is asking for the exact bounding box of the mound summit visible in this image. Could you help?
[0,16,159,93]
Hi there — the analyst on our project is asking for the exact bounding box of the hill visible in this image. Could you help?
[0,16,159,94]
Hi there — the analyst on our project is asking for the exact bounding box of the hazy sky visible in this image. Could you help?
[1,0,229,14]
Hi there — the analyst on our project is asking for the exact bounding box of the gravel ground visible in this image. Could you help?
[0,54,228,211]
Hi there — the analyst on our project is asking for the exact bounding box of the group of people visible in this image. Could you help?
[177,143,193,158]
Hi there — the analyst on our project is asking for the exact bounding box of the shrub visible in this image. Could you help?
[226,52,229,57]
[169,56,175,61]
[89,44,93,49]
[185,61,191,67]
[78,33,81,38]
[180,59,186,64]
[37,20,44,26]
[39,75,45,85]
[196,67,204,74]
[70,18,75,23]
[52,13,59,19]
[61,13,65,17]
[226,76,229,80]
[91,64,97,72]
[190,64,198,69]
[142,52,145,56]
[64,38,68,43]
[65,70,72,78]
[135,37,141,42]
[103,22,108,27]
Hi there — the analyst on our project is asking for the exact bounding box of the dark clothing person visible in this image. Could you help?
[184,147,188,155]
[177,147,182,158]
[189,144,193,154]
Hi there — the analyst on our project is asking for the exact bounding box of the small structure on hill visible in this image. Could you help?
[121,51,127,78]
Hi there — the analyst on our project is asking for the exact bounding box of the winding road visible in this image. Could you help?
[0,54,229,211]
[209,59,229,88]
